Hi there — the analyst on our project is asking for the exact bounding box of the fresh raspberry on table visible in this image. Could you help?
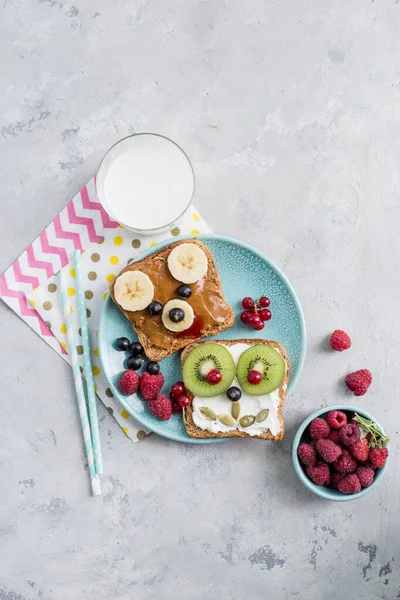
[330,330,352,351]
[148,394,172,420]
[349,438,369,462]
[309,418,330,440]
[338,474,361,494]
[316,439,342,463]
[345,369,372,396]
[328,429,341,444]
[326,410,347,429]
[140,372,164,401]
[356,466,375,488]
[118,370,139,395]
[339,423,361,446]
[332,471,346,489]
[369,447,389,469]
[332,449,357,473]
[306,462,331,486]
[298,443,317,466]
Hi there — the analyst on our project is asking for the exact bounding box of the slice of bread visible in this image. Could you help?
[109,238,234,361]
[182,338,290,440]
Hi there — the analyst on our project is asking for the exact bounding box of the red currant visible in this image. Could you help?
[259,308,272,321]
[259,296,270,308]
[170,381,185,399]
[242,297,254,310]
[177,394,191,407]
[253,321,265,331]
[172,402,182,413]
[240,310,251,324]
[207,369,222,385]
[247,370,262,384]
[248,313,262,328]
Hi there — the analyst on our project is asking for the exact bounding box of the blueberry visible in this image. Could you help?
[177,284,192,299]
[129,341,143,356]
[127,356,144,370]
[146,361,160,375]
[169,308,185,323]
[148,301,163,316]
[226,386,242,402]
[115,337,130,351]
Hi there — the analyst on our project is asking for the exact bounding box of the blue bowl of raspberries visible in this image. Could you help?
[292,405,389,501]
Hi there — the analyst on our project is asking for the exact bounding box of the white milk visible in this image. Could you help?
[97,134,194,232]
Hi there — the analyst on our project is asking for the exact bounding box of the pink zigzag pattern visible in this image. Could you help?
[13,260,40,289]
[40,229,69,268]
[26,245,54,279]
[80,185,119,229]
[0,274,52,337]
[53,214,83,251]
[67,201,104,243]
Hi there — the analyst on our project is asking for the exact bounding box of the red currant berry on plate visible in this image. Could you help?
[240,311,251,324]
[248,313,262,328]
[259,308,272,321]
[170,381,185,399]
[172,402,182,413]
[242,297,254,310]
[177,394,191,407]
[259,296,270,307]
[207,369,222,385]
[253,321,265,330]
[247,370,262,384]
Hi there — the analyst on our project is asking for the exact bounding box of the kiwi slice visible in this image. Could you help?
[237,345,285,396]
[183,343,236,397]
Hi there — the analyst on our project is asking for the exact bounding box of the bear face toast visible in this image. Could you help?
[109,239,234,361]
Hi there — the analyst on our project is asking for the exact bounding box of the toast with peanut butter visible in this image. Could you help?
[109,239,234,361]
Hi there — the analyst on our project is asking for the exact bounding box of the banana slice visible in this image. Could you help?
[114,271,154,311]
[162,299,194,333]
[167,243,208,284]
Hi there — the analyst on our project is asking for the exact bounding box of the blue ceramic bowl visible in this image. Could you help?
[292,405,388,501]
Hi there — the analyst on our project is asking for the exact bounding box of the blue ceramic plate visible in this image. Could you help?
[98,234,306,443]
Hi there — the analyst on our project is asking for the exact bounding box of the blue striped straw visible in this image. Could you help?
[73,250,103,475]
[60,269,101,496]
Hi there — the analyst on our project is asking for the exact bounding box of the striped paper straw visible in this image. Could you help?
[60,270,101,496]
[73,250,103,475]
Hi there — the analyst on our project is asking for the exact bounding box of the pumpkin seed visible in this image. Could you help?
[255,409,269,423]
[218,414,235,427]
[199,406,217,421]
[239,415,255,428]
[231,402,241,420]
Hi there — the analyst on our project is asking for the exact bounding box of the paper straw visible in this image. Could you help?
[73,250,103,475]
[60,270,101,496]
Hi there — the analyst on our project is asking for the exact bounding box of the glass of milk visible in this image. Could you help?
[96,133,195,234]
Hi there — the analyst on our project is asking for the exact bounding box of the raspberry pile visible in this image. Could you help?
[297,410,389,494]
[240,296,271,331]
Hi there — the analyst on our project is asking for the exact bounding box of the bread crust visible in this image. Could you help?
[109,239,234,361]
[181,339,290,440]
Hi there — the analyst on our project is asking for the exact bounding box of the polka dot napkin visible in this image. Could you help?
[27,210,211,442]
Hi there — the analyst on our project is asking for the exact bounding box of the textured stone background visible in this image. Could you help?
[1,1,399,599]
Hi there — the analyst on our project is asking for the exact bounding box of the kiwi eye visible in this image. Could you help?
[236,345,285,395]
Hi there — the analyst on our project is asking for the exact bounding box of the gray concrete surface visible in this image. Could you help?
[1,1,399,598]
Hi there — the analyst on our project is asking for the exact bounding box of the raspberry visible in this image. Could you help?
[369,447,389,469]
[349,438,369,462]
[118,370,139,395]
[332,449,357,473]
[316,439,342,463]
[339,423,361,446]
[328,429,341,444]
[338,474,361,494]
[345,369,372,396]
[140,372,164,401]
[332,471,346,489]
[148,394,172,420]
[298,443,317,466]
[309,418,330,440]
[326,410,347,429]
[356,466,375,488]
[330,329,351,351]
[306,463,331,486]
